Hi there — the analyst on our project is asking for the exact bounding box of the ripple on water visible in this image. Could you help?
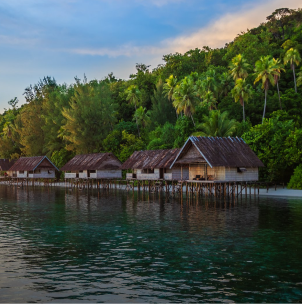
[0,188,302,302]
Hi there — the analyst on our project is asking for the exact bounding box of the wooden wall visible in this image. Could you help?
[97,170,122,179]
[172,167,189,180]
[224,167,258,181]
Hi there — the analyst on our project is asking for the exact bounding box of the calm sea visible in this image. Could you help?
[0,186,301,302]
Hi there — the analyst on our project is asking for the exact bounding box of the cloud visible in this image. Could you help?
[71,0,301,58]
[0,34,39,46]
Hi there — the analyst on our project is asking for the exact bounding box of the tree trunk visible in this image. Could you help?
[134,102,140,137]
[135,117,140,138]
[277,81,282,110]
[191,114,195,127]
[293,65,297,93]
[242,100,245,122]
[262,89,267,124]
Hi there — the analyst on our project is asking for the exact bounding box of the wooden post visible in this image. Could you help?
[205,165,208,181]
[245,182,248,198]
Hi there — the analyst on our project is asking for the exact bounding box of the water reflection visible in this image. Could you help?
[0,186,301,302]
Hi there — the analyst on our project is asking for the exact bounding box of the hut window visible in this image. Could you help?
[143,169,154,174]
[79,170,83,173]
[48,170,52,174]
[89,170,96,173]
[29,171,33,174]
[19,171,24,174]
[237,167,247,173]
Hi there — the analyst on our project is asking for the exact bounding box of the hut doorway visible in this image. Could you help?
[160,168,164,179]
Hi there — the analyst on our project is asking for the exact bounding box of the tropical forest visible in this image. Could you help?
[1,8,302,187]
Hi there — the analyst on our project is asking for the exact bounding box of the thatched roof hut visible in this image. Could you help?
[0,159,15,171]
[170,136,264,181]
[61,153,122,179]
[121,149,180,180]
[8,156,59,178]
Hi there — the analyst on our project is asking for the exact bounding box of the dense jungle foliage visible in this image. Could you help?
[1,8,302,185]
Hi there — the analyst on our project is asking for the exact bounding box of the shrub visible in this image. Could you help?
[288,164,302,189]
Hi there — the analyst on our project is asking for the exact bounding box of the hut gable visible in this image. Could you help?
[174,143,206,165]
[0,159,15,171]
[121,149,180,170]
[171,136,264,168]
[8,156,59,172]
[60,153,121,171]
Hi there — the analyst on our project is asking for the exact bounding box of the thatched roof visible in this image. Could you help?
[8,156,59,171]
[61,153,121,171]
[171,136,264,168]
[121,149,180,170]
[0,159,15,171]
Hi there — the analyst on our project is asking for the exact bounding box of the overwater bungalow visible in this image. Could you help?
[0,159,15,174]
[121,149,180,180]
[61,153,122,179]
[170,136,264,182]
[7,156,59,179]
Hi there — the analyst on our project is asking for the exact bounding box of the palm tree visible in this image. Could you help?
[271,58,285,109]
[231,78,253,121]
[229,54,250,80]
[194,110,237,137]
[284,48,301,93]
[133,106,150,129]
[219,72,233,97]
[172,77,199,126]
[163,75,178,101]
[202,90,217,111]
[297,67,302,87]
[204,68,219,97]
[254,55,277,123]
[125,85,141,137]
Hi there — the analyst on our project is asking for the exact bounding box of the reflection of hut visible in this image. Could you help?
[7,156,59,179]
[0,159,15,173]
[61,153,122,179]
[121,149,180,180]
[170,136,264,182]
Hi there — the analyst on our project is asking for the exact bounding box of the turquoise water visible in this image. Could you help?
[0,187,302,302]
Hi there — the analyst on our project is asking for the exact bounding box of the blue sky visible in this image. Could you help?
[0,0,300,111]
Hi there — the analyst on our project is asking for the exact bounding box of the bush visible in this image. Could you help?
[288,164,302,189]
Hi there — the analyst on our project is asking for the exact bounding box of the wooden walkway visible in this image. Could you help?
[0,177,275,197]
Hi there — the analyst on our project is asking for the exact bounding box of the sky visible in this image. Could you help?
[0,0,301,112]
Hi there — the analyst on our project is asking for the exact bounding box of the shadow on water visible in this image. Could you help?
[0,186,302,302]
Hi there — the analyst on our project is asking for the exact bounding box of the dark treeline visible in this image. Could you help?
[1,8,302,187]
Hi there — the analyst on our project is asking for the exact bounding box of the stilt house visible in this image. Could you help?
[0,159,15,173]
[61,153,122,179]
[7,156,59,178]
[170,136,264,182]
[121,149,180,180]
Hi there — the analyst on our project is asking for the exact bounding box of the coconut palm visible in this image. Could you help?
[194,110,237,137]
[231,78,253,121]
[254,55,277,123]
[172,77,199,126]
[163,75,178,101]
[284,48,301,92]
[271,58,285,109]
[133,106,150,129]
[229,54,250,80]
[219,72,233,97]
[204,68,219,97]
[297,67,302,87]
[201,90,217,111]
[125,85,141,137]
